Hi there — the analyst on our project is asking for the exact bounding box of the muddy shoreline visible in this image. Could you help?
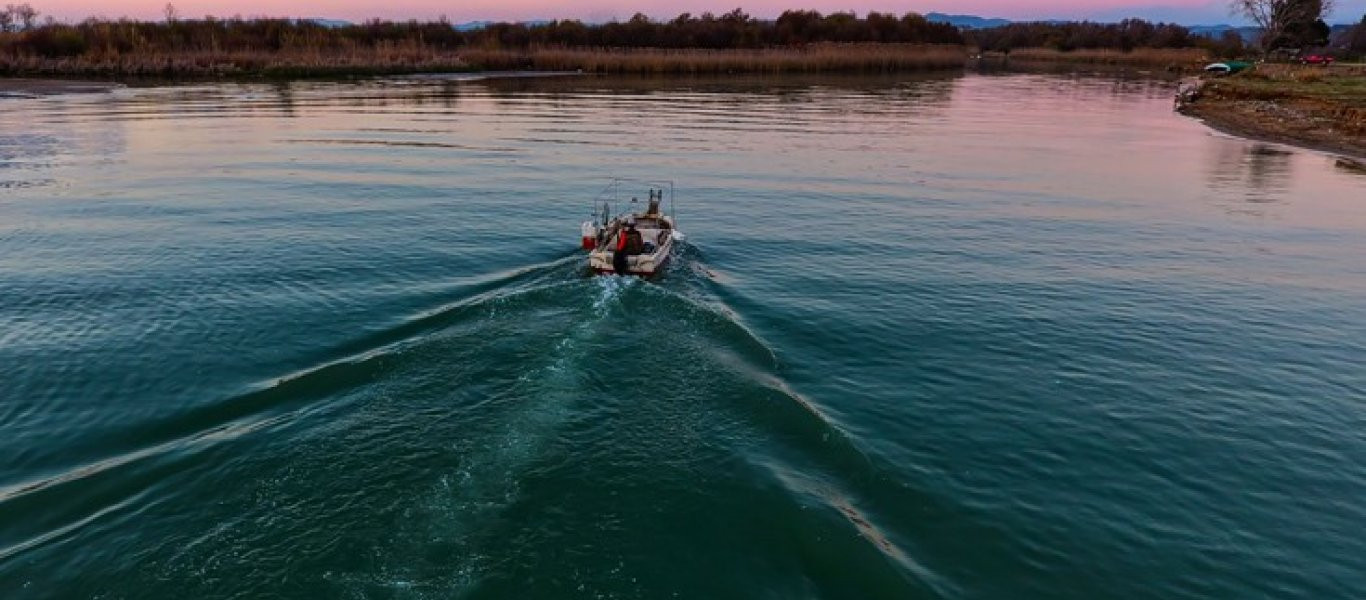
[1176,67,1366,161]
[1181,99,1366,160]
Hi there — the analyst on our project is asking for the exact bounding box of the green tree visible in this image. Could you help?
[1347,15,1366,53]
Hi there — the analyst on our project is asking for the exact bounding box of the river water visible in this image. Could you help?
[2,72,1364,599]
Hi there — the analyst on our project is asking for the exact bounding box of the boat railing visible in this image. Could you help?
[592,177,674,226]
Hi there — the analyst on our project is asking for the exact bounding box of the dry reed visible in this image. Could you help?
[459,44,968,74]
[1002,47,1210,68]
[0,42,968,78]
[0,41,471,77]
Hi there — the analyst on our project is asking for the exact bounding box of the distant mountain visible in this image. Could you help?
[303,18,352,28]
[454,20,493,31]
[1329,23,1359,48]
[925,13,1011,29]
[1187,22,1355,45]
[454,19,552,31]
[926,13,1270,43]
[1187,25,1262,43]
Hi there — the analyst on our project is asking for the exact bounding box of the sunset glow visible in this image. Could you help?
[30,0,1366,24]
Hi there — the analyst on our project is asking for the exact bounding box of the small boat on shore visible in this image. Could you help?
[580,179,683,276]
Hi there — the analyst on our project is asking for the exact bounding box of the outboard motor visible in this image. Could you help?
[646,189,661,216]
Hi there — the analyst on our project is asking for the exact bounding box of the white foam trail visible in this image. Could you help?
[591,273,636,315]
[368,277,627,594]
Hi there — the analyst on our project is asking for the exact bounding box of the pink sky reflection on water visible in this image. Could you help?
[31,1,1366,23]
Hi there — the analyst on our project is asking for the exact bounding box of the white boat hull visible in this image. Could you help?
[588,232,676,276]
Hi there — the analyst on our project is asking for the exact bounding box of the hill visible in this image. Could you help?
[925,13,1011,29]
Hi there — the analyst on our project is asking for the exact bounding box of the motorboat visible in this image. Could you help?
[580,179,683,276]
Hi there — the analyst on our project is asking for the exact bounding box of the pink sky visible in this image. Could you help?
[29,0,1366,24]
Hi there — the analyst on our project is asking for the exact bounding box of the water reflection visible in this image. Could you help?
[480,71,961,96]
[270,81,296,118]
[1,71,1361,234]
[1205,141,1295,214]
[1243,145,1294,200]
[1335,157,1366,177]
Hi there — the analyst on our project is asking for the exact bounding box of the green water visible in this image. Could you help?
[2,72,1365,599]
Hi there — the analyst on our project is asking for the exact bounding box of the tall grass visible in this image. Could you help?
[1210,67,1366,112]
[460,44,968,74]
[0,38,967,77]
[1,13,1235,79]
[0,40,470,77]
[999,47,1210,67]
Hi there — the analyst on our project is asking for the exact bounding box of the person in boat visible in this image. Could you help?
[625,222,645,255]
[613,223,631,274]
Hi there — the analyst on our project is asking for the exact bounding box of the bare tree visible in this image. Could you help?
[1231,0,1336,50]
[12,2,36,30]
[164,3,179,23]
[0,6,12,34]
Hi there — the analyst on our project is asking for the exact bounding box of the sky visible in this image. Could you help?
[28,0,1366,25]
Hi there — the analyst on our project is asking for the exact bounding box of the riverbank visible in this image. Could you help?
[463,44,967,74]
[978,47,1210,69]
[0,44,969,78]
[2,44,1230,80]
[1179,65,1366,159]
[0,47,474,79]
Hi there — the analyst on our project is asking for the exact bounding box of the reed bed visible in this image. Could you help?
[1000,47,1210,68]
[459,44,969,74]
[0,43,968,78]
[0,43,470,78]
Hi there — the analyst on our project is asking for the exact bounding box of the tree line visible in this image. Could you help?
[1,3,1362,60]
[964,19,1245,55]
[499,10,966,48]
[1344,15,1366,53]
[0,8,965,58]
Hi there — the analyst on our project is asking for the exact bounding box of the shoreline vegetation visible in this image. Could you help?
[0,8,1249,78]
[445,45,968,74]
[1179,64,1366,159]
[0,44,1224,78]
[0,44,972,78]
[979,47,1210,67]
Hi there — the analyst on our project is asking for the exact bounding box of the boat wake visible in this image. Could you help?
[2,250,950,598]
